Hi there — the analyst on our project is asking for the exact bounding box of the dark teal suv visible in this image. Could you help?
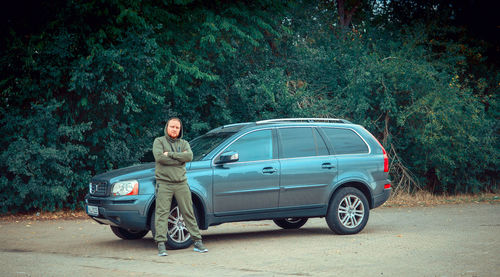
[85,118,391,249]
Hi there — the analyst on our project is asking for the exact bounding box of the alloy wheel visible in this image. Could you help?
[167,206,191,243]
[337,194,365,228]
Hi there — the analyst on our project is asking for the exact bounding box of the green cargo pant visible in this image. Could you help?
[154,181,202,243]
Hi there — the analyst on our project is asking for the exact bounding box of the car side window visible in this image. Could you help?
[279,127,326,158]
[322,128,369,155]
[314,128,330,156]
[226,130,273,162]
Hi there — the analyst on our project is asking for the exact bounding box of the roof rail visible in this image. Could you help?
[256,118,351,124]
[208,122,253,133]
[221,122,253,129]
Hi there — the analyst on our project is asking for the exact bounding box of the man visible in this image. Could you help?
[152,117,208,256]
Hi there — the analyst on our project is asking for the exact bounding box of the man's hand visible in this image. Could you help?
[163,151,169,156]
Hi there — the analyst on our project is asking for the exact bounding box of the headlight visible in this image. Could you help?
[111,180,139,196]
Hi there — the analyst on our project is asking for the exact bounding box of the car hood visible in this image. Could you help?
[92,163,156,183]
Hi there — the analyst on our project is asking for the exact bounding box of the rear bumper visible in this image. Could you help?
[85,194,153,230]
[372,188,391,209]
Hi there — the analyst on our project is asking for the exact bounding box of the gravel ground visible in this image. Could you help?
[1,203,499,277]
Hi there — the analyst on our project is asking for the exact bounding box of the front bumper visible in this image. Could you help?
[85,194,154,230]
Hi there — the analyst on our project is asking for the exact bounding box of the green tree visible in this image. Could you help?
[0,0,498,214]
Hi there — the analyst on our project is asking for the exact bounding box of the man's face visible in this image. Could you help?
[167,119,181,139]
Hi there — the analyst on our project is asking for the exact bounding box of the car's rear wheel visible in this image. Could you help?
[273,218,308,229]
[110,226,149,240]
[326,187,369,235]
[150,201,198,250]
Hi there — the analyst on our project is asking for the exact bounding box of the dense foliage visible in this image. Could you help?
[1,0,498,213]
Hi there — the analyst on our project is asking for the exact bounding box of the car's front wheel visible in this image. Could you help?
[150,202,197,250]
[326,187,369,235]
[273,218,308,229]
[110,226,149,240]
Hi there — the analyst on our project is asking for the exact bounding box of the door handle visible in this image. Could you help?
[262,167,277,174]
[321,163,335,169]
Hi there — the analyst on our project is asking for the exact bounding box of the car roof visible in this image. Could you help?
[208,118,355,134]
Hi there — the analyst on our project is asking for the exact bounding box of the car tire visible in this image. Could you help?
[110,226,149,240]
[273,218,308,229]
[326,187,369,235]
[150,201,199,250]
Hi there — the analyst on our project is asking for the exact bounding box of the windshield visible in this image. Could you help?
[190,132,236,161]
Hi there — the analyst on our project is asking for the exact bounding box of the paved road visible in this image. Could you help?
[1,203,499,277]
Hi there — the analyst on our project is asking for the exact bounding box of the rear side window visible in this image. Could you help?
[278,127,328,158]
[322,128,369,155]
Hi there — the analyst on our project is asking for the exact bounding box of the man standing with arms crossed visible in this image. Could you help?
[152,117,208,256]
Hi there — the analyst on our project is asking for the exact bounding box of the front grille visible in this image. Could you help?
[87,199,102,205]
[89,181,109,196]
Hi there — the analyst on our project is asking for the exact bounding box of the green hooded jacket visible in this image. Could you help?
[152,120,193,184]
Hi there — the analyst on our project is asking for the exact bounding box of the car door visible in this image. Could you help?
[212,129,280,215]
[277,127,337,208]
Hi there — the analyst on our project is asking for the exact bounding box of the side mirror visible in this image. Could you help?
[216,151,239,164]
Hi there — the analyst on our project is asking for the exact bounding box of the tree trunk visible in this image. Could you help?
[335,0,361,28]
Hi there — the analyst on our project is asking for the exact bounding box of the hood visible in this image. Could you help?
[92,163,155,183]
[164,117,183,141]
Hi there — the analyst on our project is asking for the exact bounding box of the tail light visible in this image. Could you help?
[381,145,389,173]
[365,129,389,173]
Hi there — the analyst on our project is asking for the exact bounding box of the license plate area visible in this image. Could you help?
[87,205,99,216]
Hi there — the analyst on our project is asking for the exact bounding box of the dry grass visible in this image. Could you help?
[0,210,88,222]
[384,191,500,207]
[1,192,498,222]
